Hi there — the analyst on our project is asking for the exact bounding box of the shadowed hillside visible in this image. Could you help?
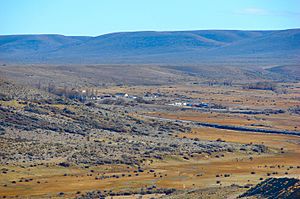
[239,178,300,199]
[0,29,299,66]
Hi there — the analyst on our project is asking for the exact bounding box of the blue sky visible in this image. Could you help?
[1,0,299,36]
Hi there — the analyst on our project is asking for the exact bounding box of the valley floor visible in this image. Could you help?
[0,79,299,198]
[0,129,299,198]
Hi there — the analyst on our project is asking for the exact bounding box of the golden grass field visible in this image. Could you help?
[0,83,299,198]
[1,127,299,198]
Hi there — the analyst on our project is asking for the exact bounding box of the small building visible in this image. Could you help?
[128,95,137,99]
[169,102,187,107]
[115,93,128,98]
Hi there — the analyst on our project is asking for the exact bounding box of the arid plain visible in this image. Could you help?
[0,68,299,198]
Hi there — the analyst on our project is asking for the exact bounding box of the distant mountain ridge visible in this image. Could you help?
[0,29,299,66]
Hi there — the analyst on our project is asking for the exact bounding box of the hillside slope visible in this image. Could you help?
[239,178,300,199]
[0,29,299,66]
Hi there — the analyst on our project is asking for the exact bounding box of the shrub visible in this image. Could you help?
[58,162,70,167]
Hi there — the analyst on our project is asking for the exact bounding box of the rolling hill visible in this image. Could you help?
[0,29,299,66]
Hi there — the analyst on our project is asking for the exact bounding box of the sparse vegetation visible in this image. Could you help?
[0,67,299,198]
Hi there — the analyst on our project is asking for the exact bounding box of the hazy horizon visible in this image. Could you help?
[1,27,300,37]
